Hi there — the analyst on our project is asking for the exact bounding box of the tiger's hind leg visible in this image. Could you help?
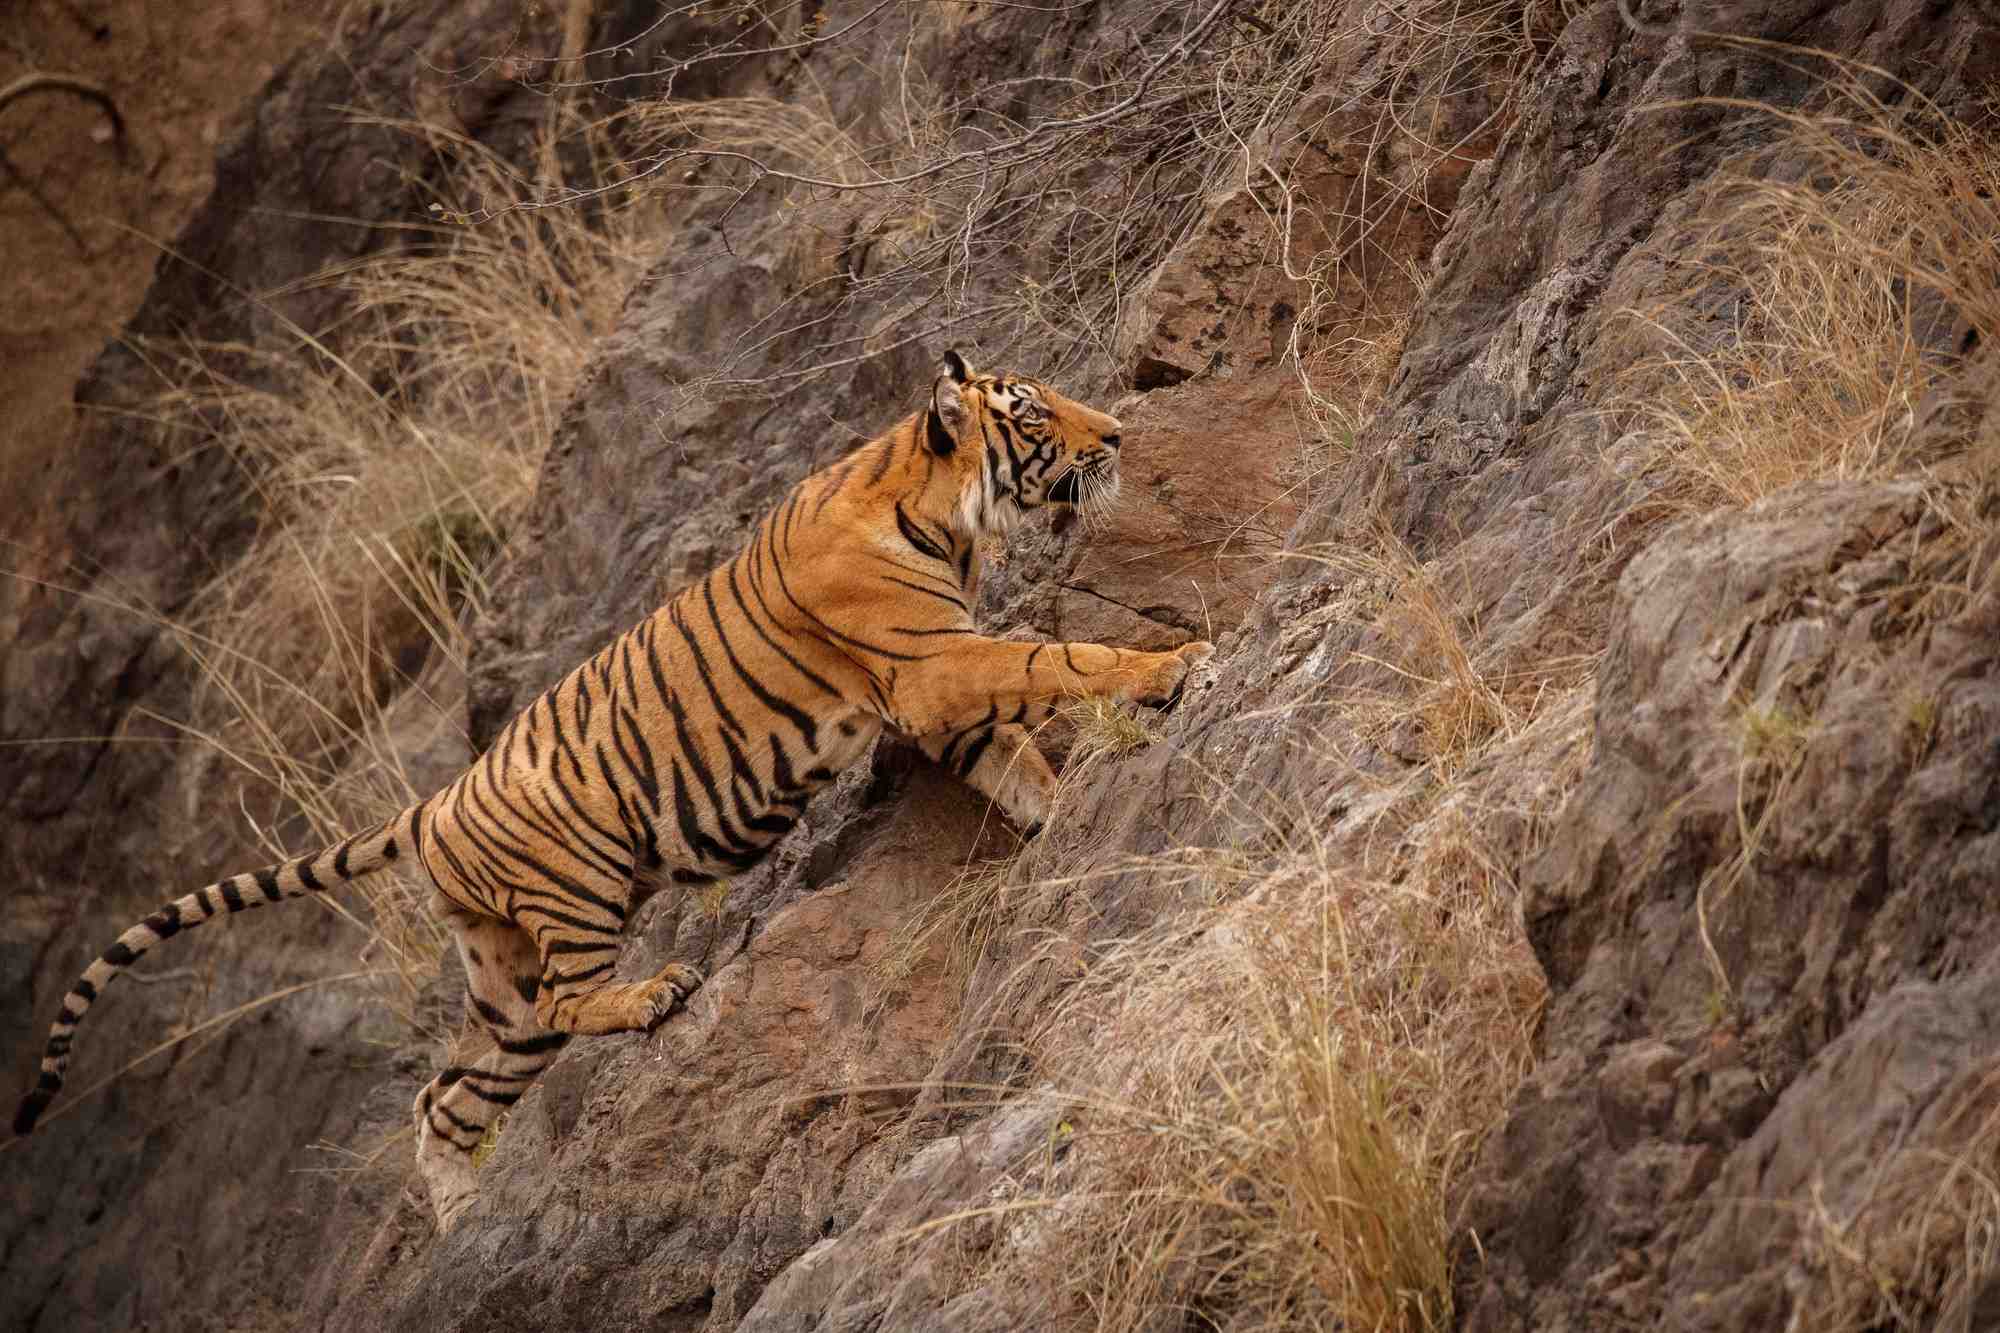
[412,906,567,1232]
[918,722,1057,835]
[516,890,705,1038]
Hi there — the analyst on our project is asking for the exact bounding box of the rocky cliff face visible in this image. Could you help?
[6,1,1998,1330]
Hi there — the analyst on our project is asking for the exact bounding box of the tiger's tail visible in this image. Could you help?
[12,803,426,1138]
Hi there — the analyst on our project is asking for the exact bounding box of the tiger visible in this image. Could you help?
[13,349,1213,1231]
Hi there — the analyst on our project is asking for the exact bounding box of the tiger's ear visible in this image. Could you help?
[942,348,973,383]
[926,372,966,457]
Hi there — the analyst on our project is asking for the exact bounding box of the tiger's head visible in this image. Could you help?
[924,349,1123,540]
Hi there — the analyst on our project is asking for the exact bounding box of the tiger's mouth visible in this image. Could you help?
[1042,458,1121,537]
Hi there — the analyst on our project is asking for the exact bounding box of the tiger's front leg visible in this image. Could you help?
[889,636,1212,740]
[916,723,1057,834]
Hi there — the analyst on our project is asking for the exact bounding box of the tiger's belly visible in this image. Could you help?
[651,705,884,882]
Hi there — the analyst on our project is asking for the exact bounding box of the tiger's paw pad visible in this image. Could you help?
[643,963,705,1029]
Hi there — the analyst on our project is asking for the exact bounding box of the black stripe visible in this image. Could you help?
[471,997,513,1029]
[956,727,995,778]
[461,755,606,874]
[866,433,901,484]
[461,1083,522,1107]
[511,891,622,936]
[333,838,353,878]
[551,960,616,987]
[540,937,619,957]
[383,838,398,861]
[516,782,635,884]
[896,502,950,562]
[431,1100,481,1137]
[725,559,844,701]
[498,1031,571,1056]
[769,734,809,799]
[607,700,662,811]
[102,942,137,968]
[811,460,855,517]
[669,596,749,743]
[254,867,284,903]
[925,407,956,456]
[296,860,323,892]
[144,902,182,940]
[458,776,632,910]
[72,978,96,1003]
[701,574,820,750]
[545,728,638,856]
[612,639,662,797]
[463,1068,535,1084]
[880,573,969,611]
[221,879,246,912]
[764,525,930,663]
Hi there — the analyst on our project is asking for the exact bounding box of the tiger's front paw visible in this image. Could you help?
[643,963,705,1030]
[1127,640,1215,711]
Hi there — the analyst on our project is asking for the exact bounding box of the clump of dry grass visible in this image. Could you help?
[575,0,1544,408]
[1792,1077,2000,1331]
[132,108,651,1021]
[1621,61,2000,509]
[1060,696,1162,764]
[872,857,1016,1021]
[878,664,1573,1328]
[989,775,1542,1332]
[1296,527,1520,776]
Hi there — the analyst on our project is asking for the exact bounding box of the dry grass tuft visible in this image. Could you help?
[132,108,650,1023]
[1620,61,2000,509]
[994,781,1543,1332]
[871,857,1015,1019]
[1793,1076,2000,1331]
[1297,528,1519,776]
[1056,695,1162,787]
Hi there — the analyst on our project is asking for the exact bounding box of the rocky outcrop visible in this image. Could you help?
[1464,478,2000,1329]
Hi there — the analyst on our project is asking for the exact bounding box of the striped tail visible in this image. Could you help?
[12,804,424,1138]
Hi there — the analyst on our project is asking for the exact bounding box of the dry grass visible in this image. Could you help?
[964,732,1550,1332]
[127,107,650,1023]
[543,0,1546,412]
[1792,1071,2000,1331]
[874,661,1575,1330]
[1611,56,2000,1018]
[1620,59,2000,510]
[1294,526,1521,777]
